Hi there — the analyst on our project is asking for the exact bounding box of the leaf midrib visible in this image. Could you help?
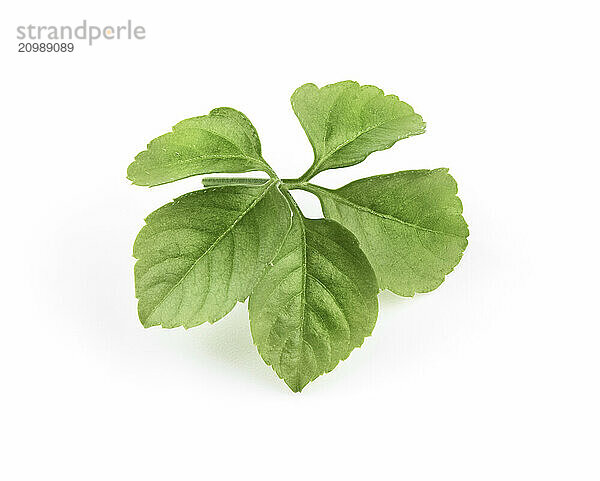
[318,188,464,239]
[317,113,419,170]
[169,153,265,167]
[168,124,264,167]
[180,123,262,160]
[145,180,276,323]
[291,208,308,386]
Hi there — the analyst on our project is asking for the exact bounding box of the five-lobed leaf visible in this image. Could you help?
[291,81,426,180]
[128,107,273,187]
[129,81,469,392]
[133,180,291,328]
[248,203,378,392]
[313,169,469,296]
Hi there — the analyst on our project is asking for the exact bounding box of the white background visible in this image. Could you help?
[2,1,598,479]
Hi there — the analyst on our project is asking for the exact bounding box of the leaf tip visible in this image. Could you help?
[126,158,151,187]
[285,378,308,393]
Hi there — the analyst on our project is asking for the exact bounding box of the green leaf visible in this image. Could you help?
[248,203,378,392]
[312,169,469,296]
[291,81,426,180]
[128,81,471,392]
[133,180,291,328]
[128,107,274,186]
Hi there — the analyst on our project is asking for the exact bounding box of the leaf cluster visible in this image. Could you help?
[128,81,469,392]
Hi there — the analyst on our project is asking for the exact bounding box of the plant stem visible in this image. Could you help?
[202,177,269,187]
[297,183,330,197]
[264,165,279,179]
[281,179,330,197]
[280,178,305,190]
[297,165,320,183]
[279,184,303,212]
